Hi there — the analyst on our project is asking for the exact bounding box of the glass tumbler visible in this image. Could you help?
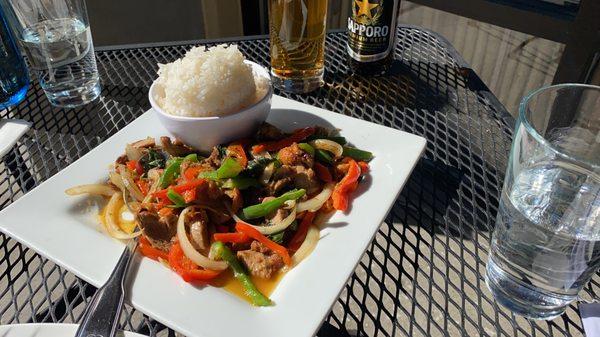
[486,84,600,320]
[268,0,328,93]
[0,0,100,107]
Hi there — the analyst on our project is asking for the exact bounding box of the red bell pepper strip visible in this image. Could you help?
[358,161,369,174]
[152,179,205,199]
[331,158,361,211]
[168,242,221,282]
[158,207,174,217]
[227,144,248,168]
[182,188,196,203]
[235,222,292,266]
[139,235,169,261]
[183,166,204,181]
[251,127,316,154]
[127,160,144,175]
[313,162,333,183]
[288,212,316,253]
[136,179,149,196]
[213,232,251,244]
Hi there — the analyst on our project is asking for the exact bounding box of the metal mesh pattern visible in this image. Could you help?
[0,27,589,337]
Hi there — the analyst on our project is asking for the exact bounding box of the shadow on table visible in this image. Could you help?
[0,82,149,141]
[312,59,452,118]
[392,156,503,238]
[317,322,355,337]
[313,157,505,337]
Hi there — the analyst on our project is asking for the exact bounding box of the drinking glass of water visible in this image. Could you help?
[0,0,100,107]
[486,84,600,320]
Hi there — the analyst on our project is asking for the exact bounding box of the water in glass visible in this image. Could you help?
[19,18,99,107]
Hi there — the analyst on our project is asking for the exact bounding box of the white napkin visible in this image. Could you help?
[0,119,30,158]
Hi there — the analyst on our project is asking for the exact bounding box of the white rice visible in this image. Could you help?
[154,44,268,117]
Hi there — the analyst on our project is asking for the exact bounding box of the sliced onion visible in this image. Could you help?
[297,183,334,213]
[130,137,155,149]
[314,210,335,227]
[251,201,297,235]
[118,165,145,201]
[125,143,144,161]
[65,184,116,197]
[252,151,272,160]
[310,139,343,158]
[109,171,125,190]
[177,206,227,271]
[142,170,161,204]
[123,196,141,214]
[231,211,246,224]
[104,193,142,240]
[260,162,276,185]
[291,225,319,266]
[226,203,251,226]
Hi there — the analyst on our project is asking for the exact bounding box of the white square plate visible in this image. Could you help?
[0,96,425,337]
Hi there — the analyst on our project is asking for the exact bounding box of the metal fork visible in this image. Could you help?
[75,238,139,337]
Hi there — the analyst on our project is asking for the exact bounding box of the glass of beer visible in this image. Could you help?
[268,0,328,93]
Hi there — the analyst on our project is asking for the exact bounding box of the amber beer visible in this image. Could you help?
[269,0,328,93]
[347,0,401,75]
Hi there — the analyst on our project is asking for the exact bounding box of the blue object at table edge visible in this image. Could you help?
[0,4,29,110]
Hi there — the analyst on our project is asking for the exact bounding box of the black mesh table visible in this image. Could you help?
[0,26,591,337]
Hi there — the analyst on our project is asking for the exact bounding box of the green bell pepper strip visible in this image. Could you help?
[242,189,306,219]
[210,241,272,306]
[315,149,333,164]
[199,157,243,180]
[297,143,315,156]
[198,171,217,180]
[183,153,199,163]
[222,177,260,190]
[342,146,374,161]
[159,157,184,188]
[166,189,187,207]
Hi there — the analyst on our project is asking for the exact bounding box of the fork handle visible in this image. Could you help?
[75,239,138,337]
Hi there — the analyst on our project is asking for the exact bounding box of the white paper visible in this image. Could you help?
[580,303,600,337]
[0,119,30,158]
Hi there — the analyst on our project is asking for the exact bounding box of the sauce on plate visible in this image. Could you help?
[212,269,286,303]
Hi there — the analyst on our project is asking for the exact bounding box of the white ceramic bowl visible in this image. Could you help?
[149,61,273,152]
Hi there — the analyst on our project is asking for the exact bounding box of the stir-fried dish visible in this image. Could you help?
[66,123,372,306]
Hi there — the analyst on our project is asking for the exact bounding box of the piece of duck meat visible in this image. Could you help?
[266,205,290,225]
[203,146,222,169]
[292,165,321,195]
[182,207,210,253]
[160,137,196,157]
[136,208,178,251]
[224,188,243,214]
[115,154,128,165]
[266,175,293,196]
[194,180,230,224]
[236,241,284,279]
[131,137,156,148]
[277,143,314,168]
[269,165,320,195]
[255,122,284,141]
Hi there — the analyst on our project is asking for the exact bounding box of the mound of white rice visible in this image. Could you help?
[154,44,268,117]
